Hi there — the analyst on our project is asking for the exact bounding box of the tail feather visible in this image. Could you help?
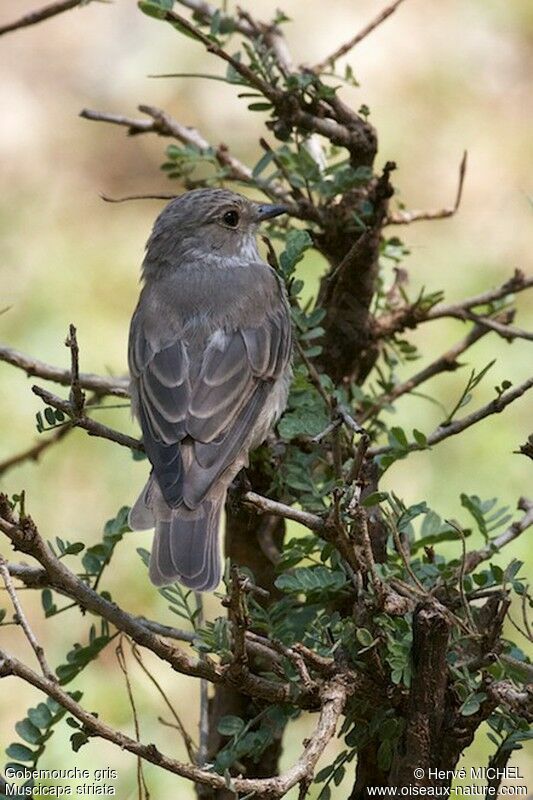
[129,474,223,591]
[149,499,223,591]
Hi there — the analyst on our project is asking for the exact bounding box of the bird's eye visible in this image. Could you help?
[222,209,240,228]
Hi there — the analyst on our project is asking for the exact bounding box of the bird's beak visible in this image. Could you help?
[255,203,288,221]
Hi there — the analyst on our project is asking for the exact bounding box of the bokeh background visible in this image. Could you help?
[0,0,531,796]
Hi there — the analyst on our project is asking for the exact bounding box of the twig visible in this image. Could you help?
[151,8,376,163]
[31,384,142,452]
[130,643,197,762]
[194,593,209,769]
[101,192,178,203]
[65,324,85,413]
[386,151,467,225]
[389,524,426,594]
[295,340,331,408]
[374,269,533,339]
[313,0,407,72]
[80,106,289,201]
[445,521,477,634]
[116,638,150,800]
[0,424,74,478]
[0,343,128,397]
[464,498,533,573]
[369,377,533,457]
[242,491,324,532]
[0,555,55,682]
[0,0,84,38]
[359,319,498,422]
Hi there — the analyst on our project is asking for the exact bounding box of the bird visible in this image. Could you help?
[128,188,292,592]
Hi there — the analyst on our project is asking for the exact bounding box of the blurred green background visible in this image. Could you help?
[0,0,531,796]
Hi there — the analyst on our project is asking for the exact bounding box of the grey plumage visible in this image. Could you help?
[128,188,292,591]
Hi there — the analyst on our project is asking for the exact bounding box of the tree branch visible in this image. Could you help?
[31,384,141,452]
[359,318,499,422]
[374,269,533,339]
[313,0,407,73]
[0,648,349,797]
[0,0,85,38]
[0,424,74,478]
[464,498,533,573]
[369,376,533,458]
[0,343,128,397]
[80,105,291,202]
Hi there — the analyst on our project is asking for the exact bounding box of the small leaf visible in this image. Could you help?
[28,704,53,729]
[15,719,42,745]
[356,628,374,647]
[41,589,54,613]
[70,731,89,752]
[362,491,388,507]
[5,743,35,762]
[217,715,245,737]
[413,429,427,447]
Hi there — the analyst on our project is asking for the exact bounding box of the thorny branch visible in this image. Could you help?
[358,316,505,422]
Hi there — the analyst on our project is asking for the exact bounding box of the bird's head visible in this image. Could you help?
[142,188,287,277]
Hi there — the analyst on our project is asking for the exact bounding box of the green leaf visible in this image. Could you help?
[413,429,427,447]
[5,743,35,762]
[460,692,486,716]
[70,731,89,752]
[315,764,334,783]
[27,704,53,729]
[356,628,374,647]
[217,716,245,737]
[275,566,347,598]
[252,151,274,177]
[41,589,55,616]
[362,492,389,507]
[279,230,312,276]
[138,0,173,20]
[14,719,42,746]
[248,102,273,111]
[63,542,84,555]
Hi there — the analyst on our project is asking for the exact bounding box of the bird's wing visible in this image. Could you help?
[184,302,291,507]
[129,285,291,509]
[129,312,190,505]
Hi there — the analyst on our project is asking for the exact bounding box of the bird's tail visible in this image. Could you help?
[129,476,223,592]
